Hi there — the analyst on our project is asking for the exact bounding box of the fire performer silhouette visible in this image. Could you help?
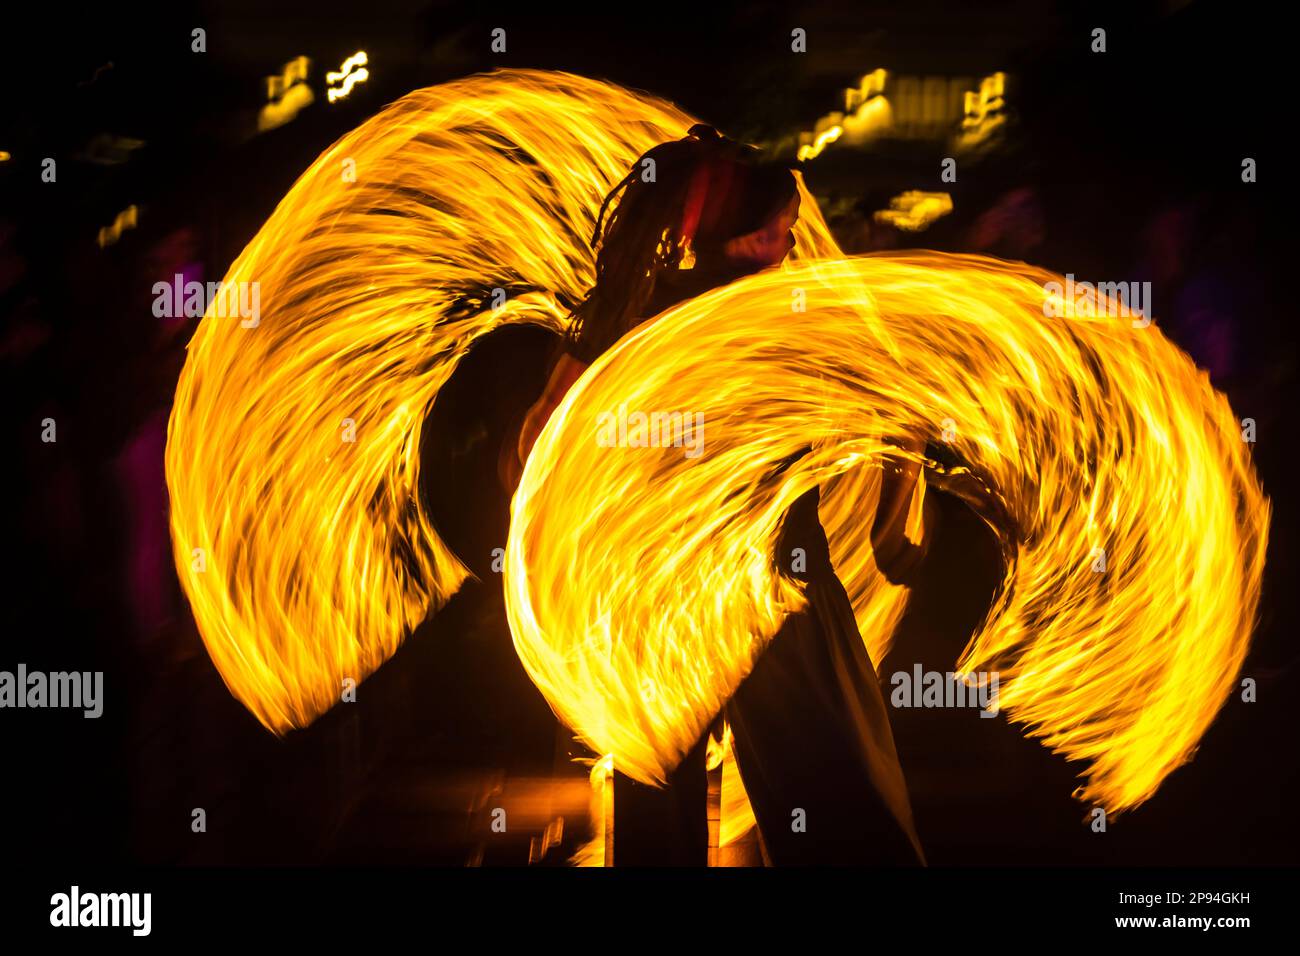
[507,125,926,865]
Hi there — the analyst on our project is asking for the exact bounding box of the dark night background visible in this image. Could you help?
[1,0,1295,869]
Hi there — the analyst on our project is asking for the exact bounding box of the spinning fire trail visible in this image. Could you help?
[165,69,1269,820]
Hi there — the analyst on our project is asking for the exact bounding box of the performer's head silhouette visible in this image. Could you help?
[565,124,800,362]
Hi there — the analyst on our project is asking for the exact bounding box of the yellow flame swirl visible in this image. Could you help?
[506,252,1269,812]
[167,69,1268,816]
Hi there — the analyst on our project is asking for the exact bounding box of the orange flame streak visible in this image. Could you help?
[506,254,1269,813]
[167,70,1268,820]
[166,69,835,734]
[709,723,759,847]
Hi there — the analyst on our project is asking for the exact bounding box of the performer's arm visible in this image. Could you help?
[501,352,590,491]
[871,434,928,586]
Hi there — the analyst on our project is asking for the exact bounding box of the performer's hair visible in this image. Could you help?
[564,124,798,362]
